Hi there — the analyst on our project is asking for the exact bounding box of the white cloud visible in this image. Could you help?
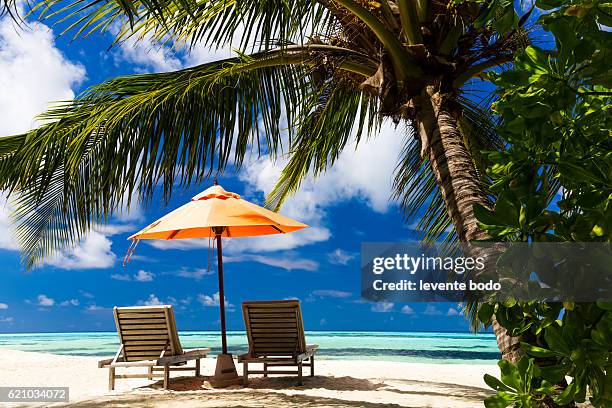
[45,232,116,270]
[134,270,154,282]
[37,294,55,307]
[110,24,182,73]
[447,307,461,316]
[401,305,414,315]
[0,16,85,136]
[0,303,7,310]
[424,304,443,316]
[113,269,154,282]
[224,253,318,271]
[173,267,214,280]
[110,273,131,281]
[93,223,138,236]
[235,120,406,252]
[138,294,164,306]
[85,304,107,311]
[327,249,357,265]
[197,292,233,309]
[59,299,80,306]
[0,316,13,323]
[311,290,352,299]
[371,301,394,313]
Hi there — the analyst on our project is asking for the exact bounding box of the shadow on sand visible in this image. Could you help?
[58,374,493,408]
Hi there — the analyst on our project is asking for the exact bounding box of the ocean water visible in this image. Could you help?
[0,331,499,364]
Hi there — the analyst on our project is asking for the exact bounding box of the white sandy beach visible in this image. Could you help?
[0,349,497,407]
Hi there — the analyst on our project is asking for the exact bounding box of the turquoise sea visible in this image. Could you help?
[0,331,498,364]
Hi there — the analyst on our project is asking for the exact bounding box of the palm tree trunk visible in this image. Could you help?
[414,82,522,363]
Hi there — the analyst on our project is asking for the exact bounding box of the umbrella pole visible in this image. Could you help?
[215,232,228,355]
[211,227,240,387]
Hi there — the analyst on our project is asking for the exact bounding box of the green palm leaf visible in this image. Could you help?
[0,46,375,269]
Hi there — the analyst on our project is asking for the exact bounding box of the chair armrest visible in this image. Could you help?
[297,344,319,362]
[237,353,252,362]
[157,348,210,366]
[98,358,113,368]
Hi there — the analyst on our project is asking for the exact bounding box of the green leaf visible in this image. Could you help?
[478,303,495,324]
[484,374,516,393]
[521,342,558,358]
[484,394,514,408]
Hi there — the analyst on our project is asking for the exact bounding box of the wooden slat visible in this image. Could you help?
[250,318,296,323]
[251,328,297,333]
[122,335,169,341]
[249,308,295,312]
[125,346,166,352]
[248,303,299,308]
[251,321,297,329]
[118,313,167,319]
[117,307,166,313]
[253,338,297,343]
[253,342,297,348]
[117,318,167,325]
[121,324,167,333]
[127,352,164,358]
[123,340,168,345]
[122,329,169,335]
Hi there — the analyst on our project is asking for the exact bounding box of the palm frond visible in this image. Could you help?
[1,0,24,23]
[33,0,330,51]
[0,46,374,269]
[265,79,381,211]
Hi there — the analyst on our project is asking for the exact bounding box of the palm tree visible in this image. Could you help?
[0,0,531,360]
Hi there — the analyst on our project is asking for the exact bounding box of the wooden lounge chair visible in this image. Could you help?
[98,305,210,390]
[238,300,318,386]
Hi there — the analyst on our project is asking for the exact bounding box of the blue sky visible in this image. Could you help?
[0,8,474,334]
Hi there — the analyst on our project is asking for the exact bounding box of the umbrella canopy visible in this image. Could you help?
[128,183,308,380]
[129,184,307,240]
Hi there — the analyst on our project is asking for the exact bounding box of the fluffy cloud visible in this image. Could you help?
[45,232,116,270]
[311,289,352,299]
[197,292,233,309]
[138,294,164,306]
[0,16,85,136]
[371,301,394,313]
[112,270,155,282]
[59,299,80,306]
[446,307,461,316]
[36,294,55,307]
[134,270,154,282]
[401,305,414,315]
[110,25,182,73]
[173,267,214,280]
[327,249,357,265]
[0,303,7,310]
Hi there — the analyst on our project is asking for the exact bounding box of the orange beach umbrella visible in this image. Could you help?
[128,182,308,383]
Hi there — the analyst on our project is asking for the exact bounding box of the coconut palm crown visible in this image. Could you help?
[0,0,532,269]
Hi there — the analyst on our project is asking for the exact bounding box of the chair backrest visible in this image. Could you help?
[242,300,307,358]
[114,305,183,362]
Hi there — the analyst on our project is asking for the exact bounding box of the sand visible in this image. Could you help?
[0,349,497,407]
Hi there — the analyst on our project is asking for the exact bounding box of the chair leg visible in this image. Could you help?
[297,362,303,386]
[243,362,249,386]
[108,367,115,391]
[195,359,201,377]
[310,355,315,377]
[148,366,153,380]
[263,362,268,378]
[163,365,170,389]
